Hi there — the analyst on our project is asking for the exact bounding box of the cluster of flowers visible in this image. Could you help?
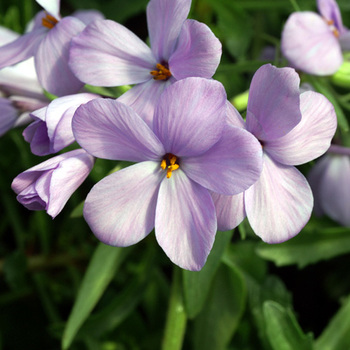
[0,0,347,270]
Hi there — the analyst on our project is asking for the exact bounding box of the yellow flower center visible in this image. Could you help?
[150,63,172,81]
[326,19,340,38]
[42,13,58,29]
[160,154,179,179]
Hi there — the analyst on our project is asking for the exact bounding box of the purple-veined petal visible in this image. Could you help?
[281,12,342,75]
[73,98,164,162]
[317,0,345,34]
[69,19,156,86]
[317,154,350,226]
[153,77,227,157]
[72,9,105,25]
[117,77,173,127]
[0,28,46,69]
[36,0,61,20]
[182,124,263,195]
[246,64,302,141]
[16,182,47,211]
[84,161,163,246]
[211,191,245,231]
[155,169,217,271]
[46,149,94,218]
[226,101,245,128]
[35,16,85,96]
[169,19,222,80]
[265,91,337,166]
[46,93,99,153]
[245,153,313,243]
[0,25,19,45]
[340,31,350,51]
[0,98,18,136]
[23,119,50,155]
[147,0,191,62]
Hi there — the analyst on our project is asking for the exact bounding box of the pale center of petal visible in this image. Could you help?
[325,19,340,38]
[160,153,180,179]
[42,13,58,29]
[150,63,172,81]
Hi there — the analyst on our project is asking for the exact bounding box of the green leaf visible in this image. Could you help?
[256,227,350,268]
[315,295,350,350]
[193,264,246,350]
[62,243,131,349]
[263,301,313,350]
[183,230,233,318]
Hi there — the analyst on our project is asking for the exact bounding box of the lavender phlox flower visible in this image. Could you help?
[0,26,48,136]
[23,93,100,156]
[281,0,350,75]
[71,77,262,271]
[12,149,95,218]
[214,64,337,243]
[0,0,104,96]
[308,145,350,227]
[69,0,222,126]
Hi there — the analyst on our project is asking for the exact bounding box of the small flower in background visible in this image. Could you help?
[11,149,95,219]
[69,0,222,126]
[0,26,48,136]
[281,0,350,75]
[308,145,350,227]
[72,78,262,271]
[23,93,100,156]
[0,0,104,96]
[214,64,337,243]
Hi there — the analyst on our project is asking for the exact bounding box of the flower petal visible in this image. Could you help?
[46,93,99,153]
[0,28,46,69]
[147,0,191,62]
[35,16,85,96]
[340,31,350,51]
[317,0,345,34]
[72,9,105,25]
[246,64,301,141]
[226,101,245,128]
[318,155,350,226]
[69,19,156,86]
[84,161,163,246]
[265,91,337,166]
[117,78,173,127]
[36,0,61,20]
[182,124,263,195]
[155,169,217,271]
[153,77,227,157]
[245,153,313,243]
[169,19,221,80]
[0,98,18,136]
[211,192,245,231]
[73,98,164,162]
[281,12,342,75]
[23,119,51,155]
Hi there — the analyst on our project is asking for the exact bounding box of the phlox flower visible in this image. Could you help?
[213,64,337,243]
[12,149,95,218]
[0,26,48,136]
[0,0,104,96]
[281,0,350,75]
[72,78,262,271]
[23,93,99,156]
[308,145,350,227]
[69,0,221,126]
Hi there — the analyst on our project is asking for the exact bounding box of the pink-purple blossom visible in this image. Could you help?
[71,77,263,271]
[214,64,337,243]
[281,0,350,75]
[12,149,95,218]
[0,0,104,96]
[69,0,222,126]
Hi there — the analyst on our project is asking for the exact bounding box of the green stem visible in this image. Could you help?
[289,0,301,11]
[161,266,187,350]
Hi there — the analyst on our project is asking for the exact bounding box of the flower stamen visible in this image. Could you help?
[325,19,340,38]
[42,13,58,29]
[150,63,172,81]
[160,153,179,179]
